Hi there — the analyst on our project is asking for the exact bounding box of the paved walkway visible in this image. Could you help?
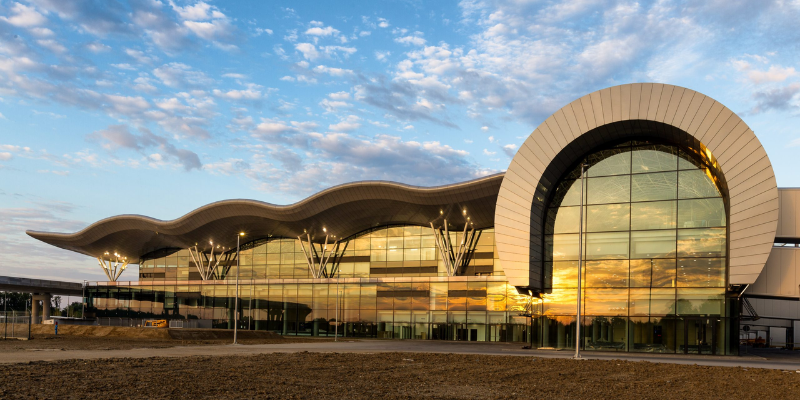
[3,339,800,370]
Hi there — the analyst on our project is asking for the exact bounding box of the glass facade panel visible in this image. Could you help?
[630,259,676,288]
[676,288,725,315]
[586,204,629,232]
[678,258,726,287]
[630,230,676,259]
[631,172,677,202]
[677,228,726,258]
[585,260,628,288]
[586,148,631,177]
[630,201,676,230]
[678,169,721,199]
[585,232,629,260]
[678,198,726,228]
[587,176,630,204]
[631,145,678,174]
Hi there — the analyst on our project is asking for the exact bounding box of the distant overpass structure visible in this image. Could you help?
[0,276,84,323]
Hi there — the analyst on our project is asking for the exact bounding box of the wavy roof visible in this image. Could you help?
[27,174,504,261]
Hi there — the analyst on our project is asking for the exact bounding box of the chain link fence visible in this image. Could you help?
[1,311,31,340]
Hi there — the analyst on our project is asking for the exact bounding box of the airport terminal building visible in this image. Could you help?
[28,84,800,355]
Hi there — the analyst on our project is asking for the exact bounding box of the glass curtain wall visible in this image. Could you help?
[138,227,498,280]
[543,142,728,354]
[85,276,531,342]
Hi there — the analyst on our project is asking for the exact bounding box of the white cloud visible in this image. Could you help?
[295,43,320,60]
[305,26,339,37]
[36,39,67,54]
[328,115,361,132]
[502,144,518,157]
[212,84,264,101]
[394,35,426,46]
[313,65,354,76]
[378,18,389,28]
[375,51,391,62]
[85,42,111,53]
[125,49,157,64]
[328,91,350,100]
[153,63,214,88]
[0,152,12,161]
[0,2,47,27]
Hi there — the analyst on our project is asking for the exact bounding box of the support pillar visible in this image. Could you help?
[42,293,51,322]
[31,294,40,324]
[32,293,53,323]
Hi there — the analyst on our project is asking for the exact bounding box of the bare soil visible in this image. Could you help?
[1,352,800,399]
[0,325,327,352]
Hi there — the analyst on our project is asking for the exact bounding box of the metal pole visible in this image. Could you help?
[4,291,7,339]
[234,234,240,344]
[82,280,87,319]
[575,163,585,359]
[335,285,339,341]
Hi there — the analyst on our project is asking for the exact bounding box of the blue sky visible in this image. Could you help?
[1,0,799,282]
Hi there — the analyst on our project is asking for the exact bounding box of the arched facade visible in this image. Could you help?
[496,83,779,290]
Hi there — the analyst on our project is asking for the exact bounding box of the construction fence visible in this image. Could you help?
[1,311,31,340]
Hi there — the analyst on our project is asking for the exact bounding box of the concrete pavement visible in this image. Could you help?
[3,339,800,370]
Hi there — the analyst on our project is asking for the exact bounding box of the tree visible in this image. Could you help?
[51,295,62,313]
[65,302,83,318]
[0,292,31,312]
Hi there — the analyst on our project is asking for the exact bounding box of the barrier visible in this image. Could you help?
[1,311,31,340]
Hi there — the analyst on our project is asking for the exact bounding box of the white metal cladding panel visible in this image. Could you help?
[496,83,780,288]
[748,248,799,297]
[777,189,799,238]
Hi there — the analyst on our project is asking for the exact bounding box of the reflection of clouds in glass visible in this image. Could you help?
[631,201,676,230]
[678,258,725,287]
[677,228,726,257]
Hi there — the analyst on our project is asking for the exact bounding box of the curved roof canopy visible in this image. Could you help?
[27,174,503,261]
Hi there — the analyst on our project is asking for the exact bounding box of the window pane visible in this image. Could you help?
[586,148,631,177]
[551,179,582,207]
[631,201,677,230]
[546,234,580,261]
[630,230,676,259]
[547,206,581,234]
[629,289,676,316]
[677,258,725,287]
[631,172,677,202]
[586,204,630,232]
[678,169,721,199]
[631,258,676,288]
[631,145,678,174]
[552,261,579,288]
[586,260,628,287]
[587,176,630,204]
[676,288,725,315]
[677,228,726,258]
[584,289,628,316]
[543,288,577,315]
[586,232,629,260]
[678,198,726,228]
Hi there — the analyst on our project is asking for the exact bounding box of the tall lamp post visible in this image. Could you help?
[575,163,587,359]
[234,232,244,345]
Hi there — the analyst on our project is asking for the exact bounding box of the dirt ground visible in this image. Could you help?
[1,352,799,399]
[0,325,327,352]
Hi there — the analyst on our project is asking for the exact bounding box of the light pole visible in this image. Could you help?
[575,163,587,359]
[234,232,244,345]
[82,280,87,319]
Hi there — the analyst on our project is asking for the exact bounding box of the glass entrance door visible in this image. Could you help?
[683,318,715,355]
